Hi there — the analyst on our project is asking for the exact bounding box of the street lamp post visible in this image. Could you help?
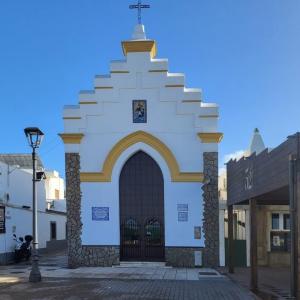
[24,127,44,283]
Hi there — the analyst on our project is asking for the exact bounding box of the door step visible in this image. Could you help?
[115,261,170,268]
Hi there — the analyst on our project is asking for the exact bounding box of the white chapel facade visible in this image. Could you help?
[60,24,222,267]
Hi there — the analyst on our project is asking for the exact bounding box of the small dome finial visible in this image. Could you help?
[132,24,147,40]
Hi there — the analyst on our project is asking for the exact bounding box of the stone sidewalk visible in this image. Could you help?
[0,262,223,281]
[0,251,223,281]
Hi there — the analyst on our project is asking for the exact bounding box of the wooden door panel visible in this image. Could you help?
[119,151,164,261]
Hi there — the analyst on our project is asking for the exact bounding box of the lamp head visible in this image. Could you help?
[36,171,46,181]
[24,127,44,149]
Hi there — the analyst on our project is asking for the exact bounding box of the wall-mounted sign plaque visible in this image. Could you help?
[0,206,5,233]
[177,203,188,222]
[194,226,201,239]
[178,211,188,222]
[177,204,188,212]
[92,207,109,221]
[244,166,254,190]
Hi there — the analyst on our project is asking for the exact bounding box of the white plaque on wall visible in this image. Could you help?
[194,251,202,266]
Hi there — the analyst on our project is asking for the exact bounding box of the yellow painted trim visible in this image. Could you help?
[110,71,130,74]
[182,100,201,103]
[198,115,219,118]
[197,132,223,143]
[58,133,84,144]
[121,40,157,58]
[79,101,98,105]
[95,86,113,89]
[80,131,203,183]
[149,70,168,73]
[63,117,81,120]
[165,84,184,88]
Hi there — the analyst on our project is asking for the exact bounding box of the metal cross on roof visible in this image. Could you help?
[129,0,150,24]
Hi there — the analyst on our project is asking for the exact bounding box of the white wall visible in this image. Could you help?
[7,168,46,211]
[49,199,66,212]
[0,162,7,198]
[1,206,66,254]
[81,143,204,247]
[63,53,219,165]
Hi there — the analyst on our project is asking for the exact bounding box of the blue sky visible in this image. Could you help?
[0,0,299,177]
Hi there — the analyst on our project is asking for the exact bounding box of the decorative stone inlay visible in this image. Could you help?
[202,152,219,267]
[165,247,202,267]
[65,153,119,267]
[80,246,119,267]
[65,153,82,268]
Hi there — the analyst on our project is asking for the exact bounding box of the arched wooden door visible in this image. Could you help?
[119,151,165,261]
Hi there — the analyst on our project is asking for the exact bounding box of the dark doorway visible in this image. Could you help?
[119,151,165,261]
[50,221,57,240]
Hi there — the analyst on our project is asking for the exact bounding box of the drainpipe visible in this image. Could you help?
[289,154,297,299]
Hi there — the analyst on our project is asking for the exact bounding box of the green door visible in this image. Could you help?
[225,238,247,267]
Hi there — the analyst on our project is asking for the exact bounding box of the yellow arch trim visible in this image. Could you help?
[80,131,203,183]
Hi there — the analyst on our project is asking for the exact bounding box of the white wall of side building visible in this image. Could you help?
[45,170,65,200]
[0,207,66,254]
[0,160,66,261]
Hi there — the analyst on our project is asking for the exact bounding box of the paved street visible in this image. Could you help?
[221,266,291,300]
[0,251,255,299]
[0,277,255,300]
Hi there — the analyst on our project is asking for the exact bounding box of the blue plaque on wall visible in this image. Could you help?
[178,211,188,222]
[92,207,109,221]
[177,204,188,212]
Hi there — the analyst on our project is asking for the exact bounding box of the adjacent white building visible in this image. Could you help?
[0,154,66,264]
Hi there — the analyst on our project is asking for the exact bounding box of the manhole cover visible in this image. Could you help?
[198,272,218,276]
[45,268,57,271]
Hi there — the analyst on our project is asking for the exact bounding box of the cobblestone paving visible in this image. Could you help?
[0,277,255,300]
